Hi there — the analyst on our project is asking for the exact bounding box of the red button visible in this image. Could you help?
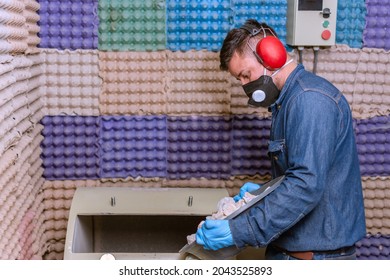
[321,30,331,40]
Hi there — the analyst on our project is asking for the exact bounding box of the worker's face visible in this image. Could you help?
[228,50,282,108]
[228,51,264,85]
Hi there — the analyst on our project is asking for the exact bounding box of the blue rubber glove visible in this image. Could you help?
[233,182,261,202]
[196,219,234,250]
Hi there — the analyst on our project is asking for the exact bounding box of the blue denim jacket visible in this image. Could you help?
[230,64,366,251]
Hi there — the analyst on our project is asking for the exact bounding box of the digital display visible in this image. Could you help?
[298,0,323,11]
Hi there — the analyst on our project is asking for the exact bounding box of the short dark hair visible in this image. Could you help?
[219,19,278,71]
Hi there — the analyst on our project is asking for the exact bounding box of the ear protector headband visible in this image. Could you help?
[240,23,287,71]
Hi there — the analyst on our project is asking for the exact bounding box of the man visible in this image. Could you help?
[196,19,366,260]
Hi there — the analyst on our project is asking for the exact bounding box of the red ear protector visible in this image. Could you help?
[240,24,287,71]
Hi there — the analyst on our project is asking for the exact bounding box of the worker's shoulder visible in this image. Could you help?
[296,70,339,93]
[293,71,343,104]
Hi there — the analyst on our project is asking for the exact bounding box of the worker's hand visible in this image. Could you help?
[196,219,234,250]
[233,182,261,202]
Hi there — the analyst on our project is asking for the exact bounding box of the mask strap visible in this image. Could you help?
[246,40,261,62]
[246,40,256,53]
[271,58,294,77]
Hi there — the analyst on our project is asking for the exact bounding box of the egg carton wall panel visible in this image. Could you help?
[232,0,287,46]
[41,49,100,115]
[356,234,390,260]
[336,0,366,48]
[40,116,100,180]
[100,115,167,179]
[38,0,98,50]
[231,115,272,176]
[166,0,232,51]
[166,116,232,180]
[98,0,165,51]
[355,115,390,177]
[99,51,166,115]
[166,50,231,115]
[0,0,29,54]
[363,0,390,50]
[362,176,390,235]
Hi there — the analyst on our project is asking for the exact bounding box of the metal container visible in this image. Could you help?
[63,187,229,260]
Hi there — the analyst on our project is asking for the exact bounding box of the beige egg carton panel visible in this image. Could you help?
[36,45,390,118]
[42,179,102,228]
[0,124,43,204]
[14,189,46,260]
[29,188,48,260]
[23,0,40,54]
[362,176,390,235]
[0,124,44,259]
[41,49,101,116]
[100,177,164,188]
[351,48,390,119]
[41,179,100,260]
[293,45,390,119]
[42,179,103,225]
[99,51,167,115]
[0,54,44,156]
[0,0,40,54]
[166,50,231,115]
[160,176,271,198]
[42,243,65,260]
[99,50,232,115]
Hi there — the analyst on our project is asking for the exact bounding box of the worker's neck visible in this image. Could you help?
[273,59,298,91]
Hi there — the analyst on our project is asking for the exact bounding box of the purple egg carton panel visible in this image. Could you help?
[166,116,232,179]
[40,116,100,180]
[356,234,390,260]
[40,114,390,180]
[363,0,390,50]
[355,115,390,176]
[38,0,98,50]
[100,115,167,178]
[231,116,271,176]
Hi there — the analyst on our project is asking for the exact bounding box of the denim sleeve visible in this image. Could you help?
[230,91,341,248]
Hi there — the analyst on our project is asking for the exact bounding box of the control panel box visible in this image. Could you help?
[286,0,338,46]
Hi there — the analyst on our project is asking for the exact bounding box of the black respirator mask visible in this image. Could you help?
[243,74,279,108]
[243,59,293,108]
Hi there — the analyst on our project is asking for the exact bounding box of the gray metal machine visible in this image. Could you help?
[64,187,229,260]
[64,176,284,260]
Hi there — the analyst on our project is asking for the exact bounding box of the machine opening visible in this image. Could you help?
[72,215,205,253]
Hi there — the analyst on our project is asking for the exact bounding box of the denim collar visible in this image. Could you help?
[268,64,305,112]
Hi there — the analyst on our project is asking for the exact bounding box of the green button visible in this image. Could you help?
[323,20,330,28]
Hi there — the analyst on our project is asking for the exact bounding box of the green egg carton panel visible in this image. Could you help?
[98,0,166,51]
